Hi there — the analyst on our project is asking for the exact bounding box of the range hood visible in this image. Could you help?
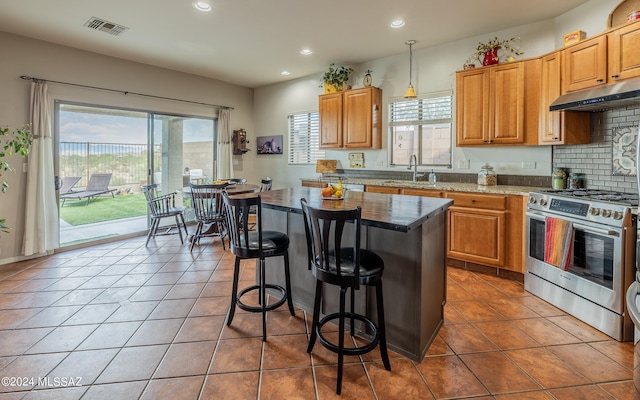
[550,79,640,111]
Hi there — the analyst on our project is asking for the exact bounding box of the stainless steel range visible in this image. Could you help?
[525,189,637,341]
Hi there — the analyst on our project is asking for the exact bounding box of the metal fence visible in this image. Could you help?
[59,142,160,187]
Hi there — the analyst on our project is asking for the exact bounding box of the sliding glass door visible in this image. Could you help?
[150,114,216,222]
[55,103,215,247]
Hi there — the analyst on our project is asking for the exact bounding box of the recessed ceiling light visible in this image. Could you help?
[390,20,405,28]
[281,71,291,76]
[193,1,212,12]
[300,49,313,55]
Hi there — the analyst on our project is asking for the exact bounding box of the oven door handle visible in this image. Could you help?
[572,223,619,237]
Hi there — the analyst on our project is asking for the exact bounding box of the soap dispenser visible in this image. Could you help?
[428,169,437,186]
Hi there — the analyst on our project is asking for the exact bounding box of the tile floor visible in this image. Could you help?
[0,235,636,399]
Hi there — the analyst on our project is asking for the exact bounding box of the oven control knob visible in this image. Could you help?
[600,209,611,218]
[528,196,537,204]
[539,198,547,206]
[612,211,623,220]
[590,208,600,216]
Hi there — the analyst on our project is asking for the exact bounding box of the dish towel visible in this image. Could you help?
[543,216,574,271]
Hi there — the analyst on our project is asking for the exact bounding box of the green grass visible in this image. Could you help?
[59,193,147,226]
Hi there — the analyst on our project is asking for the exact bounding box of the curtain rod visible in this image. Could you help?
[20,75,234,110]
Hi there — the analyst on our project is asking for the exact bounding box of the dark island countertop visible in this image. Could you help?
[258,187,453,233]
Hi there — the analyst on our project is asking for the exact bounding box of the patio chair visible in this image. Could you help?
[59,176,81,196]
[142,184,189,246]
[60,173,117,206]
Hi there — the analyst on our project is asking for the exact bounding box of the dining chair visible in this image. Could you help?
[189,183,228,251]
[141,184,189,246]
[300,198,391,394]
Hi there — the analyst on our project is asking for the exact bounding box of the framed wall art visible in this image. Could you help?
[256,135,283,155]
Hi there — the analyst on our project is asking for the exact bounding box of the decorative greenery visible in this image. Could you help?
[320,63,354,90]
[1,124,33,234]
[465,36,524,67]
[1,124,33,193]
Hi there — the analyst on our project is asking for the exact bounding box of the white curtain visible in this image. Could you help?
[23,81,59,256]
[216,108,233,180]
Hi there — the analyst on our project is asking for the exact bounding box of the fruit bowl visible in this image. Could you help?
[321,192,344,200]
[320,184,345,200]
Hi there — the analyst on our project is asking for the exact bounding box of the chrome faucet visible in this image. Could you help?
[408,154,424,182]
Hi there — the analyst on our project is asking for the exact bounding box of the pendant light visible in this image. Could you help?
[404,40,417,98]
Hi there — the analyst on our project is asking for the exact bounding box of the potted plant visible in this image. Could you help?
[464,36,524,68]
[321,63,354,93]
[0,124,33,234]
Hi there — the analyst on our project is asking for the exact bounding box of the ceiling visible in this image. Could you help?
[0,0,590,88]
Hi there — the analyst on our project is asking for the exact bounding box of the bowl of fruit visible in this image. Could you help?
[321,181,344,200]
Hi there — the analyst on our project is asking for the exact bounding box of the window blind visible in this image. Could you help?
[288,112,324,164]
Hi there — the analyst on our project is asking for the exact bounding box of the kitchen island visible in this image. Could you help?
[257,187,453,361]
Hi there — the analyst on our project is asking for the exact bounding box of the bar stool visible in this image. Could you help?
[222,192,295,341]
[300,198,391,394]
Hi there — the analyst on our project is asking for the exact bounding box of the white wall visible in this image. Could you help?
[253,0,621,189]
[0,31,254,262]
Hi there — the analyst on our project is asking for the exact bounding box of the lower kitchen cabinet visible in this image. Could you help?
[445,192,525,273]
[302,180,527,273]
[448,206,506,266]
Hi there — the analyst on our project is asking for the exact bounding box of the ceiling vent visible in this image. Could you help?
[83,17,128,36]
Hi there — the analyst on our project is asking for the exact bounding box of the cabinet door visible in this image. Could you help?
[456,69,489,146]
[563,36,607,92]
[319,93,342,148]
[447,206,506,267]
[539,53,591,145]
[608,22,640,82]
[539,52,564,144]
[489,62,525,144]
[343,87,381,148]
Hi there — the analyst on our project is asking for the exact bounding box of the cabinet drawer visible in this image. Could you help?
[365,185,400,194]
[401,188,443,197]
[301,180,325,188]
[445,192,506,210]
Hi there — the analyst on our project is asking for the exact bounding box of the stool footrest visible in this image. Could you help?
[316,312,380,356]
[236,283,288,313]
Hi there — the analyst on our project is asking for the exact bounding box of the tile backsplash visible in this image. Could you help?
[553,104,640,194]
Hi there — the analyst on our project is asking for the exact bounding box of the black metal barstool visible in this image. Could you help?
[223,191,295,341]
[300,198,390,395]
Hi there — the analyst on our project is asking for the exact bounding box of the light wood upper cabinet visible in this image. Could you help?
[490,62,526,144]
[608,22,640,82]
[456,68,489,145]
[563,35,608,93]
[456,61,534,146]
[319,92,343,148]
[539,51,590,145]
[343,87,381,148]
[319,87,381,149]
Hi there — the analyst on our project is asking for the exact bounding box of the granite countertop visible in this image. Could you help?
[260,187,453,233]
[303,178,546,196]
